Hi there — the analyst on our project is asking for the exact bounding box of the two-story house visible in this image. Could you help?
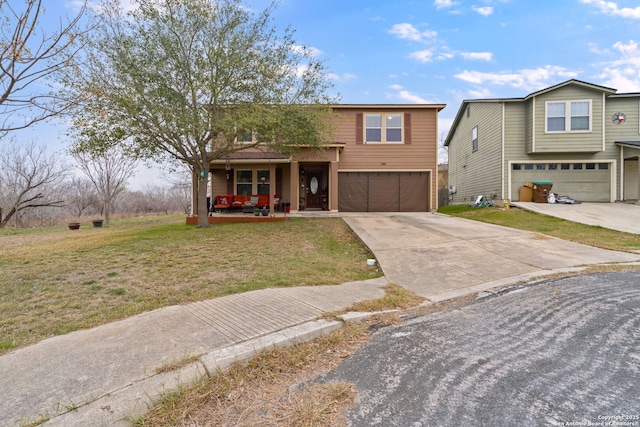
[196,104,445,213]
[445,79,640,204]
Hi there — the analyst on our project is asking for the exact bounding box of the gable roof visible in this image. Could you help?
[444,79,620,147]
[524,79,617,99]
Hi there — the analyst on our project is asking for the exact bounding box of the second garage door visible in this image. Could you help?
[338,171,430,212]
[511,162,611,202]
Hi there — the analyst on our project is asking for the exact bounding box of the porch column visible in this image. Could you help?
[269,163,276,212]
[290,161,300,211]
[329,161,339,212]
[636,158,640,203]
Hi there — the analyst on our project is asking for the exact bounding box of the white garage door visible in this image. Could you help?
[511,162,611,202]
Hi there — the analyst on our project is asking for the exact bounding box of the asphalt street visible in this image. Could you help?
[319,271,640,427]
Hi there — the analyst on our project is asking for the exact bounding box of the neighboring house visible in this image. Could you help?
[196,104,445,213]
[445,79,640,204]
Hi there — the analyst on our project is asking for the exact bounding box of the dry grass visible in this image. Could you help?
[132,284,425,427]
[155,354,201,375]
[133,315,394,427]
[346,283,425,313]
[0,215,380,354]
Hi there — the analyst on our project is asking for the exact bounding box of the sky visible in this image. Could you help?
[10,0,640,186]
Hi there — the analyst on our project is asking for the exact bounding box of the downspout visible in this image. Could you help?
[620,146,624,201]
[501,102,505,200]
[602,93,606,152]
[434,109,439,210]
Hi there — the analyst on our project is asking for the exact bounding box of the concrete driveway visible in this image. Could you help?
[512,201,640,234]
[341,211,640,302]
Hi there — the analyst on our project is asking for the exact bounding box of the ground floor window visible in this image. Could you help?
[236,170,252,195]
[257,170,270,195]
[235,169,273,195]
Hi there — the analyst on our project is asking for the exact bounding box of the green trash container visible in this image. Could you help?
[532,181,553,203]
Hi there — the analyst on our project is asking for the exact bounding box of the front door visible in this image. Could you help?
[305,172,323,209]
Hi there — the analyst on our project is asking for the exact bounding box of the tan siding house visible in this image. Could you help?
[199,103,445,214]
[446,79,640,204]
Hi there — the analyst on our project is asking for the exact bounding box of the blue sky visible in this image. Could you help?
[13,0,640,185]
[261,0,640,129]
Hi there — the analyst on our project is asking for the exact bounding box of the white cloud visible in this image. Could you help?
[437,52,455,60]
[612,39,639,56]
[434,0,457,10]
[472,6,494,16]
[81,0,136,14]
[596,40,640,91]
[389,23,437,42]
[291,45,324,57]
[588,42,609,55]
[580,0,640,19]
[410,49,435,63]
[460,51,493,61]
[388,85,433,104]
[455,66,579,91]
[328,72,358,81]
[468,87,494,98]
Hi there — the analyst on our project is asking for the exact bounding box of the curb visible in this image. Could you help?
[43,318,351,426]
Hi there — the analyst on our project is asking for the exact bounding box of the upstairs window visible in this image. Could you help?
[365,113,403,143]
[472,126,478,152]
[239,132,254,143]
[547,102,566,131]
[546,100,591,133]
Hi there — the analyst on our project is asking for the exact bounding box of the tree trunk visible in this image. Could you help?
[104,199,111,226]
[197,169,210,228]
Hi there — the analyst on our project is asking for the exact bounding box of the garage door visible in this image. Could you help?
[338,171,430,212]
[511,162,611,202]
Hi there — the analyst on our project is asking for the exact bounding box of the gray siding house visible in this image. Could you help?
[445,79,640,204]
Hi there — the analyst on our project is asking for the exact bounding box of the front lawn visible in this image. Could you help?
[0,216,379,353]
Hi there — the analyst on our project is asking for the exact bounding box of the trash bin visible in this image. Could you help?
[532,181,553,203]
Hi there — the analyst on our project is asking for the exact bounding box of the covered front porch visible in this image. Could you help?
[188,146,343,221]
[619,141,640,202]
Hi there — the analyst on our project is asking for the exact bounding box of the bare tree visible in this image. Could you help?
[62,176,100,218]
[0,139,69,227]
[71,144,138,225]
[439,130,449,164]
[0,0,87,135]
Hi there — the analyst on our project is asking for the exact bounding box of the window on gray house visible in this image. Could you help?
[472,126,478,152]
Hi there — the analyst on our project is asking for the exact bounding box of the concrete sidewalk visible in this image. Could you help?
[2,211,640,426]
[0,280,388,426]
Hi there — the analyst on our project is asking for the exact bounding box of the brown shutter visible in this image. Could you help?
[356,113,363,144]
[404,113,411,144]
